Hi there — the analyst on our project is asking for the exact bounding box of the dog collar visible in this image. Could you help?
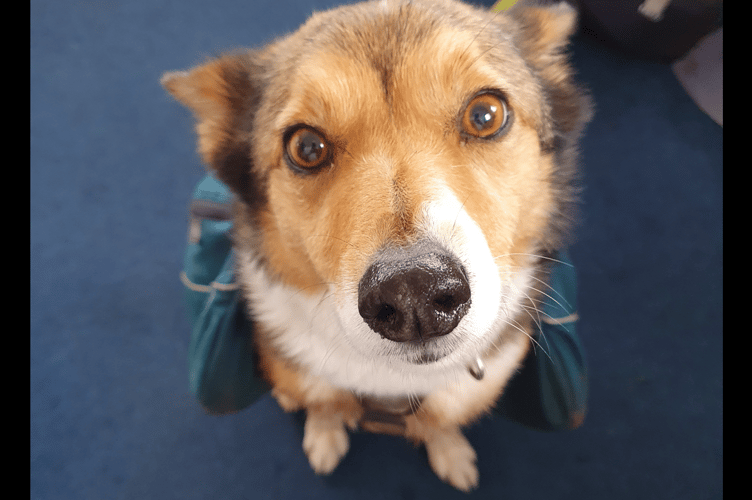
[357,355,484,434]
[359,395,423,435]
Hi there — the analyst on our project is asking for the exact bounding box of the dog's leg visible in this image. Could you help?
[274,385,360,475]
[420,424,479,492]
[271,388,303,413]
[259,351,362,474]
[406,412,479,492]
[409,334,531,490]
[303,406,351,475]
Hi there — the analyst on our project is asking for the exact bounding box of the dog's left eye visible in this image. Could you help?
[460,92,509,139]
[284,126,330,172]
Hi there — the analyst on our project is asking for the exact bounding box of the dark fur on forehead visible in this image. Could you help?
[283,2,442,100]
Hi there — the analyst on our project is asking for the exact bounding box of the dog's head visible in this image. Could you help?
[163,0,591,374]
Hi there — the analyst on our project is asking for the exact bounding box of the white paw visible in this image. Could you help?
[424,430,479,492]
[303,413,350,475]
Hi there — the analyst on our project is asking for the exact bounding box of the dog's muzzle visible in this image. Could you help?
[357,242,471,345]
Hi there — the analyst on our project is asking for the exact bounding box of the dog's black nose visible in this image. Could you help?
[358,245,471,343]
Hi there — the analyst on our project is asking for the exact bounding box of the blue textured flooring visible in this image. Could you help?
[31,1,722,498]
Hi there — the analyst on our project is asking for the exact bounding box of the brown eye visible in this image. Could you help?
[461,92,509,139]
[285,127,330,171]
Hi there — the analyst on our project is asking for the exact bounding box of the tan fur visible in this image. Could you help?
[164,0,590,492]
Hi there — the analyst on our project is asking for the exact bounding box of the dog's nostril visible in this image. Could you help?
[375,304,397,324]
[434,294,457,311]
[358,246,471,344]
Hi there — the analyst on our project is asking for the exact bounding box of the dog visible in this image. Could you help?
[162,0,591,491]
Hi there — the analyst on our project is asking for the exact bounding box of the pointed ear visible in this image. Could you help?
[162,53,264,208]
[161,54,255,166]
[511,2,578,69]
[512,2,592,138]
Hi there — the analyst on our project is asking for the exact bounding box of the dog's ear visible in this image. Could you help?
[162,53,264,208]
[511,2,592,140]
[510,1,578,67]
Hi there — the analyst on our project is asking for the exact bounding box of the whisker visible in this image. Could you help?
[283,280,335,304]
[496,266,545,332]
[517,300,544,338]
[493,253,575,317]
[464,8,503,63]
[503,317,553,363]
[517,305,553,355]
[526,273,570,303]
[527,283,573,318]
[494,260,573,313]
[318,327,341,373]
[515,285,545,332]
[495,252,574,268]
[450,193,472,239]
[295,291,339,374]
[408,390,421,415]
[307,233,368,258]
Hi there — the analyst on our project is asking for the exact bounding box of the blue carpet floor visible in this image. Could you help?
[31,1,722,498]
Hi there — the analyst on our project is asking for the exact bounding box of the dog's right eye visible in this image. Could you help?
[284,126,330,172]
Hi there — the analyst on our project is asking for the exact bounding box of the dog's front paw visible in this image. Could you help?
[424,429,479,492]
[303,411,350,475]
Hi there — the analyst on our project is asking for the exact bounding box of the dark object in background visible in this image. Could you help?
[576,0,722,62]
